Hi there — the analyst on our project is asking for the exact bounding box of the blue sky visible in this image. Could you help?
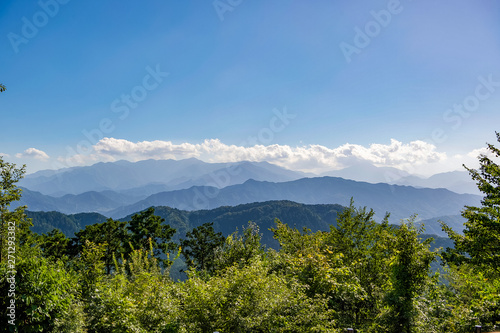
[1,0,500,175]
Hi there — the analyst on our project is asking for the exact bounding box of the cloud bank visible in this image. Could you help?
[53,137,465,176]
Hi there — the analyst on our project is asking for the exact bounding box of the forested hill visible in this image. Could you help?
[28,200,343,247]
[27,211,108,236]
[28,200,455,250]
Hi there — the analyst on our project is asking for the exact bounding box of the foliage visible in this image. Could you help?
[76,240,107,301]
[0,158,33,263]
[380,218,437,333]
[127,207,177,268]
[86,247,180,333]
[0,158,25,213]
[439,133,500,331]
[37,228,72,261]
[178,257,334,333]
[0,84,5,92]
[326,200,394,329]
[0,246,84,333]
[214,221,264,271]
[74,218,128,273]
[271,219,354,300]
[443,132,500,277]
[180,222,225,273]
[426,264,500,333]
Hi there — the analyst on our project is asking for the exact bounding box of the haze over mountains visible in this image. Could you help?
[323,161,478,194]
[21,158,477,196]
[20,158,307,196]
[15,158,481,233]
[107,177,479,222]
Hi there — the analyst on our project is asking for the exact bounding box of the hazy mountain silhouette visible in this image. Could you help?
[324,163,478,194]
[108,177,481,223]
[20,159,305,196]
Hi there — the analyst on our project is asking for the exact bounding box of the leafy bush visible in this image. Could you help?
[85,248,180,333]
[0,247,84,333]
[178,257,334,333]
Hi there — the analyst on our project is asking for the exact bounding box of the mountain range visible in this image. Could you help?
[21,158,479,196]
[324,162,478,194]
[16,159,482,231]
[107,177,480,222]
[19,159,306,196]
[27,200,455,250]
[27,200,343,247]
[17,175,480,229]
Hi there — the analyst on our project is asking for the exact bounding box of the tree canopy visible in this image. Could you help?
[127,207,177,268]
[0,157,32,262]
[180,222,225,273]
[443,132,500,277]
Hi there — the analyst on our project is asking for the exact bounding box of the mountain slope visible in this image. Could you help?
[27,211,108,236]
[16,188,140,215]
[28,200,457,252]
[109,177,482,223]
[324,164,478,194]
[396,171,478,194]
[323,161,410,184]
[20,159,305,196]
[416,214,466,237]
[29,200,344,247]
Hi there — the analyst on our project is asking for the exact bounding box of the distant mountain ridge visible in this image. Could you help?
[395,171,479,194]
[28,200,345,248]
[324,162,478,194]
[17,172,481,231]
[20,158,305,196]
[22,158,479,200]
[17,159,482,232]
[416,215,466,237]
[108,176,480,223]
[27,200,457,251]
[16,187,143,215]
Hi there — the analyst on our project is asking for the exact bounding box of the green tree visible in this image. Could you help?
[443,132,500,277]
[180,222,225,273]
[0,246,85,333]
[271,219,353,299]
[179,257,334,333]
[326,200,394,329]
[127,207,177,268]
[38,228,72,261]
[0,84,5,92]
[76,240,106,301]
[439,263,500,332]
[74,218,128,274]
[440,132,500,331]
[382,219,437,333]
[214,221,264,271]
[87,247,180,333]
[0,157,33,263]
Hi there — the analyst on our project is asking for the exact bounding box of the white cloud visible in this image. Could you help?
[0,153,9,158]
[466,147,493,159]
[57,137,453,175]
[449,146,500,172]
[16,148,50,161]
